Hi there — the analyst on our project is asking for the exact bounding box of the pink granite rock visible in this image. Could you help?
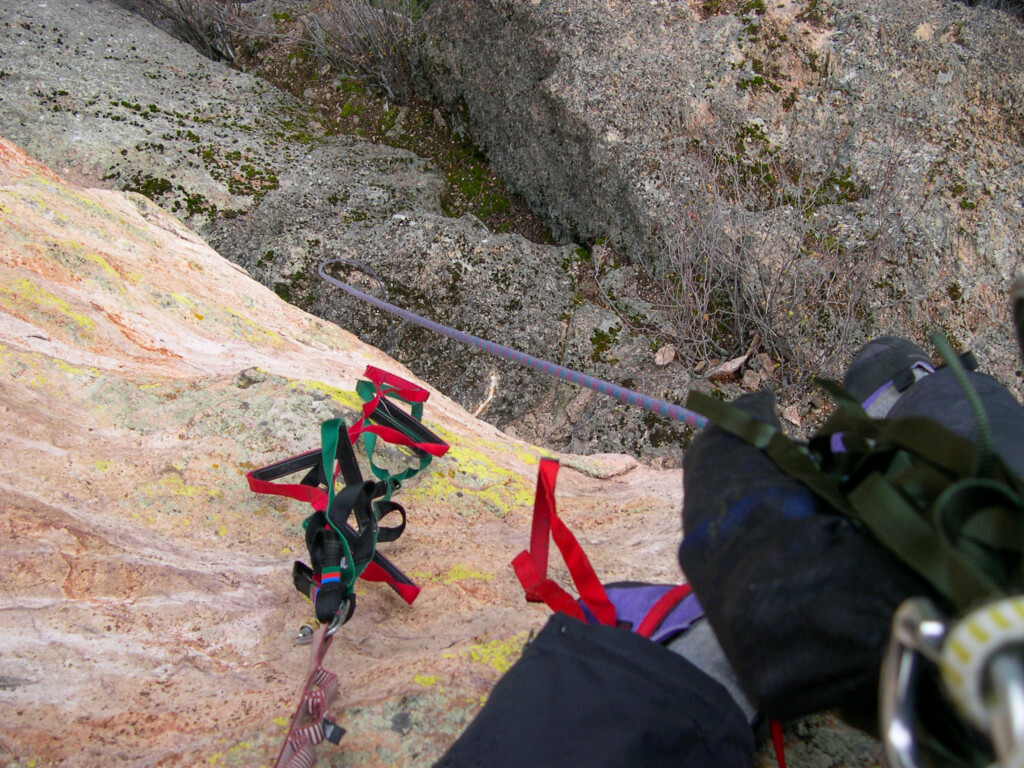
[0,137,685,767]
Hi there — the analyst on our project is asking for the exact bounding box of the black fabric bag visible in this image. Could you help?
[434,612,755,768]
[679,353,1024,732]
[678,389,934,730]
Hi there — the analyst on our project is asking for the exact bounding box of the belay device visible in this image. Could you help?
[247,365,448,768]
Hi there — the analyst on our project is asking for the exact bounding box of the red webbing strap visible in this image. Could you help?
[511,550,586,620]
[360,560,420,604]
[526,460,554,575]
[347,367,449,458]
[634,584,693,639]
[279,742,316,768]
[351,422,448,456]
[365,365,431,403]
[275,625,338,768]
[512,458,617,626]
[302,668,339,717]
[770,719,787,768]
[245,449,330,512]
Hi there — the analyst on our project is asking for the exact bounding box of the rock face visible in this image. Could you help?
[415,0,1024,385]
[0,1,306,222]
[0,137,691,767]
[0,0,699,464]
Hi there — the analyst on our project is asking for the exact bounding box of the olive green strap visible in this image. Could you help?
[685,391,852,513]
[848,473,1007,611]
[931,333,996,479]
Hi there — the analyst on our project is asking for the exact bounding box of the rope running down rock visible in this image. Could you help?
[318,258,708,429]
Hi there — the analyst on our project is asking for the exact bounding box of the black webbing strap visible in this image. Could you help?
[247,427,419,608]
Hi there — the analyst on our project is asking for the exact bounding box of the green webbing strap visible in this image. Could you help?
[815,379,980,479]
[827,379,1024,611]
[684,391,777,450]
[848,473,1009,611]
[354,379,433,501]
[934,479,1024,581]
[685,391,852,513]
[875,418,978,479]
[931,333,997,479]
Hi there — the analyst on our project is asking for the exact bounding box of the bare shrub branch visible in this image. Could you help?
[304,1,430,104]
[654,131,927,383]
[114,0,252,63]
[115,1,430,104]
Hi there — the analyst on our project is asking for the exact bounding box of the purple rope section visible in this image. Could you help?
[318,260,708,429]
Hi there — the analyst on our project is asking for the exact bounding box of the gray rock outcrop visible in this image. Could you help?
[0,0,697,464]
[416,0,1024,387]
[0,136,697,767]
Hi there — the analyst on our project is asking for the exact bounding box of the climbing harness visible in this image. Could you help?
[318,259,708,429]
[248,366,448,610]
[248,365,448,766]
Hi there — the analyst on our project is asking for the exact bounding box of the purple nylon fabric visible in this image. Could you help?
[860,361,935,412]
[830,360,936,455]
[578,584,704,644]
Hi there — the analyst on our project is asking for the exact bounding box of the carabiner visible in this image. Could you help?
[293,600,351,646]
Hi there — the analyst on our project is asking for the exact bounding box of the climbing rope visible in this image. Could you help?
[318,259,709,429]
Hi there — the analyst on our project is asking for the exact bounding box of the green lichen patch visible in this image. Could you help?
[410,564,496,585]
[186,143,280,200]
[123,172,172,199]
[445,633,531,676]
[701,0,764,17]
[235,29,553,244]
[794,0,834,30]
[403,428,542,518]
[590,324,622,364]
[287,379,364,411]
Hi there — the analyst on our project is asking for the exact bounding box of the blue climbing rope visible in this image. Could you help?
[318,259,708,429]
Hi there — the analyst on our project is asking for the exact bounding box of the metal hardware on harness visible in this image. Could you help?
[940,595,1024,768]
[989,653,1024,768]
[881,598,948,768]
[294,619,318,646]
[293,607,348,646]
[326,610,345,637]
[882,596,1024,768]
